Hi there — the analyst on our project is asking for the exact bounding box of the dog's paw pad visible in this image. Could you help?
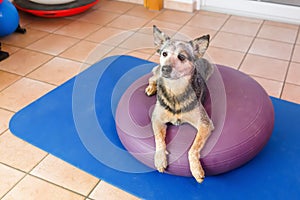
[155,150,168,172]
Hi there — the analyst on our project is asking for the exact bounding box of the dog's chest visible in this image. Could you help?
[156,78,199,116]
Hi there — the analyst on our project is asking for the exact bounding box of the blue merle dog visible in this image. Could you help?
[145,25,214,183]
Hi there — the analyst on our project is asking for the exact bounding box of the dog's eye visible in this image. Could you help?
[178,54,186,62]
[162,52,168,57]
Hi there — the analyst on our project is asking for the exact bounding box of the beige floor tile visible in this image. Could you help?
[86,27,134,46]
[292,45,300,63]
[89,181,139,200]
[0,163,25,198]
[126,5,160,20]
[126,50,152,60]
[240,54,289,81]
[97,0,135,14]
[229,15,263,23]
[54,21,101,39]
[186,13,228,31]
[84,43,115,64]
[78,10,120,25]
[27,57,82,85]
[0,130,47,172]
[281,83,300,104]
[27,34,79,56]
[60,40,99,63]
[0,28,49,48]
[141,20,181,36]
[249,38,293,60]
[286,62,300,86]
[297,33,300,44]
[257,24,298,44]
[0,109,14,135]
[221,17,261,36]
[155,10,194,25]
[104,47,129,57]
[148,53,160,63]
[2,175,84,200]
[30,155,99,196]
[211,32,253,52]
[263,20,299,29]
[0,44,19,55]
[205,47,245,69]
[26,18,73,33]
[0,49,52,76]
[174,26,217,41]
[104,47,151,59]
[0,77,55,112]
[78,44,115,64]
[119,32,155,52]
[251,76,283,97]
[0,71,20,91]
[107,14,149,30]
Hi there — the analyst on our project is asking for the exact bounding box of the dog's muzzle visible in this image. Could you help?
[161,65,172,77]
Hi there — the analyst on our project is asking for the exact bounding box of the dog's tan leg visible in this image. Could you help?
[186,107,213,183]
[145,65,160,96]
[188,124,211,183]
[145,76,157,96]
[152,119,168,172]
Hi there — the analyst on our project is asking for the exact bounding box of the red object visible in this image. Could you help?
[14,0,98,18]
[0,0,3,4]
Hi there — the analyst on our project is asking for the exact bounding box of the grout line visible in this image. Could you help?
[0,152,49,198]
[279,25,300,98]
[236,19,265,70]
[249,74,284,83]
[0,151,97,199]
[0,75,22,94]
[28,173,87,198]
[0,167,27,199]
[85,179,101,199]
[0,106,16,114]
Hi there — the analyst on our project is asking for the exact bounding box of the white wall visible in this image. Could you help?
[198,0,300,24]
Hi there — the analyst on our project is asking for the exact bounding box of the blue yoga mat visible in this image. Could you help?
[10,55,300,199]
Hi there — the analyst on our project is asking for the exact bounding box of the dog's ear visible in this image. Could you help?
[153,25,170,52]
[190,35,210,58]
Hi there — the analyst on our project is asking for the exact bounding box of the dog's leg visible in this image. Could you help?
[152,118,168,172]
[188,124,211,183]
[145,75,157,96]
[187,108,213,183]
[145,65,160,96]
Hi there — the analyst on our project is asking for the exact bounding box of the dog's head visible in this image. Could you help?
[153,25,210,80]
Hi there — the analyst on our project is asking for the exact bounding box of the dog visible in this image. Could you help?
[145,25,214,183]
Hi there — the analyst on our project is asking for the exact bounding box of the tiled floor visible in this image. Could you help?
[0,0,300,199]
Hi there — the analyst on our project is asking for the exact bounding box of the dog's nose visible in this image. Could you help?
[162,65,172,75]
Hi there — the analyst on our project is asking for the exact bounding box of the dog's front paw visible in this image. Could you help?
[145,84,156,96]
[155,150,168,172]
[190,164,205,183]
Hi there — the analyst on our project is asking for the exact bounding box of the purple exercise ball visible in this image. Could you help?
[0,0,19,37]
[116,65,274,176]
